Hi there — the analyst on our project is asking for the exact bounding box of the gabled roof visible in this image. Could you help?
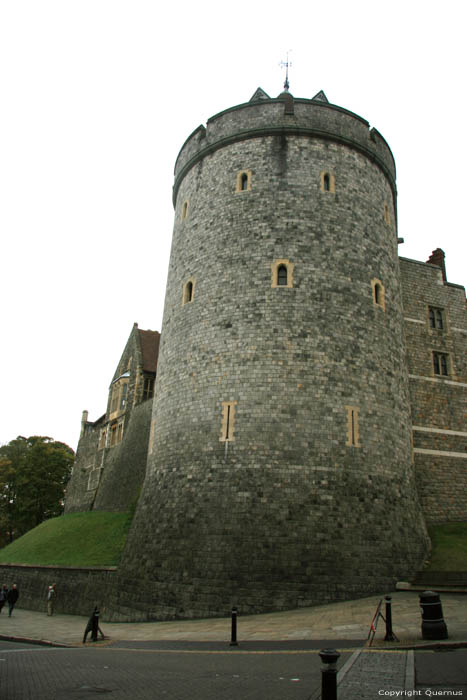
[138,329,160,373]
[311,90,329,103]
[249,87,271,102]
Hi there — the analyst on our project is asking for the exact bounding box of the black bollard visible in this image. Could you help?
[384,596,396,642]
[319,648,340,700]
[83,606,105,644]
[91,607,100,642]
[419,591,448,640]
[230,606,238,646]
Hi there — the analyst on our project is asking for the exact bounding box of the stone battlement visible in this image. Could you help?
[173,91,396,204]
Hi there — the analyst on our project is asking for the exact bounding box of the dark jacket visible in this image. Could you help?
[7,587,19,604]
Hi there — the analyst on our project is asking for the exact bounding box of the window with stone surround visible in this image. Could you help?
[181,200,189,220]
[110,423,118,446]
[98,428,107,450]
[320,171,335,193]
[182,278,195,306]
[384,202,391,225]
[371,278,385,310]
[110,385,119,414]
[433,351,449,376]
[345,406,361,447]
[119,382,128,411]
[143,375,155,401]
[148,419,156,455]
[110,371,130,417]
[428,306,444,330]
[109,419,124,447]
[236,170,252,192]
[220,401,237,442]
[271,259,294,288]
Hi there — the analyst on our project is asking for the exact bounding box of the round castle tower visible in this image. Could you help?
[117,88,429,620]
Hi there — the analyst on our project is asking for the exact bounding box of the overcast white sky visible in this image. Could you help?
[1,1,465,451]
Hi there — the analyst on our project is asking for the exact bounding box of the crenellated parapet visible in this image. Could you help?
[173,89,396,205]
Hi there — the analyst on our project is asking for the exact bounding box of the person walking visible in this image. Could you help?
[47,584,57,616]
[7,584,19,617]
[0,584,8,613]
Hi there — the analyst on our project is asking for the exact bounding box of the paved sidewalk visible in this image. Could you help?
[1,590,465,647]
[1,590,466,698]
[335,649,412,700]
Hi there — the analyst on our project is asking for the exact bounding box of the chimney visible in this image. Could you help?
[426,248,447,282]
[81,410,89,437]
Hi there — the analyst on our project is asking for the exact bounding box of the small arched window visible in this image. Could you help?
[272,259,294,288]
[181,200,188,220]
[277,265,288,286]
[182,278,195,306]
[371,278,385,311]
[236,170,252,193]
[320,171,335,193]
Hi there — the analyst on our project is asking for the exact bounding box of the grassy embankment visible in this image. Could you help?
[0,511,132,567]
[0,516,465,571]
[424,523,467,571]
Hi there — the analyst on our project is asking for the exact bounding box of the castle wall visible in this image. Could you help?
[400,257,467,523]
[112,95,429,621]
[0,563,116,619]
[92,400,152,512]
[64,421,102,513]
[64,325,158,515]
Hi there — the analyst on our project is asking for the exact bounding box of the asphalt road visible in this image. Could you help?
[415,648,467,696]
[0,640,353,700]
[2,640,466,699]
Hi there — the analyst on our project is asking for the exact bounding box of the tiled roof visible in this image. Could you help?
[138,329,160,373]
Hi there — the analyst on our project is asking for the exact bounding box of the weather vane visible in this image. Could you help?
[279,51,292,92]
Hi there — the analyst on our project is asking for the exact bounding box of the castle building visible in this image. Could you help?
[65,323,160,514]
[400,249,466,522]
[65,87,466,622]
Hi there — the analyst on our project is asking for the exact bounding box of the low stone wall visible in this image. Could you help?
[0,564,116,619]
[411,570,467,588]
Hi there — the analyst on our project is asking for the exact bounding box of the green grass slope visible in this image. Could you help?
[0,512,133,567]
[425,523,467,571]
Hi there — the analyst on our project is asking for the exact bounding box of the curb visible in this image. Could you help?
[0,634,72,648]
[369,639,467,651]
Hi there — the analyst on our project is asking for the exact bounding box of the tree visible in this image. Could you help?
[0,436,74,545]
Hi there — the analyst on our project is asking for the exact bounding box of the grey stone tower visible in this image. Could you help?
[116,88,429,620]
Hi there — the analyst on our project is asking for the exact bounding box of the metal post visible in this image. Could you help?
[319,648,340,700]
[91,607,99,642]
[384,595,396,641]
[230,606,238,646]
